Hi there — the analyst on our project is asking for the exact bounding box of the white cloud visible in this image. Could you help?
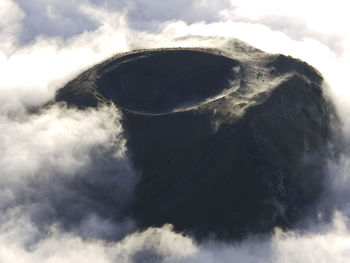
[0,0,25,53]
[0,104,126,177]
[1,214,350,263]
[0,103,138,241]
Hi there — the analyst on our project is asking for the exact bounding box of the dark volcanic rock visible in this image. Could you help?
[56,40,338,240]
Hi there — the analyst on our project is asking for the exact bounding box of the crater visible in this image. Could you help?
[96,50,241,114]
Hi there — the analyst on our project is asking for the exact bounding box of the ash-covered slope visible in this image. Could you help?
[56,40,338,240]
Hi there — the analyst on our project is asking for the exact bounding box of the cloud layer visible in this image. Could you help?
[1,0,350,262]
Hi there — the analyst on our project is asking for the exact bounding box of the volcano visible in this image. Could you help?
[56,40,338,239]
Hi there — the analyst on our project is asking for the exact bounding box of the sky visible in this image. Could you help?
[1,0,350,262]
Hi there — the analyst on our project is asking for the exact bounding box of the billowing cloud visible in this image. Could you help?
[1,0,350,262]
[1,214,350,262]
[0,103,139,240]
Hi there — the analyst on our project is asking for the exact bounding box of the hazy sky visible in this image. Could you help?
[1,0,350,262]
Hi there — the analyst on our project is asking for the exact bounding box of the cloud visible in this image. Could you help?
[0,103,139,241]
[0,0,25,53]
[9,0,232,45]
[193,213,350,263]
[1,214,350,263]
[8,0,99,44]
[0,223,198,263]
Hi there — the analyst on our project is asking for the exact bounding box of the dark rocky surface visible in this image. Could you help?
[55,40,339,240]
